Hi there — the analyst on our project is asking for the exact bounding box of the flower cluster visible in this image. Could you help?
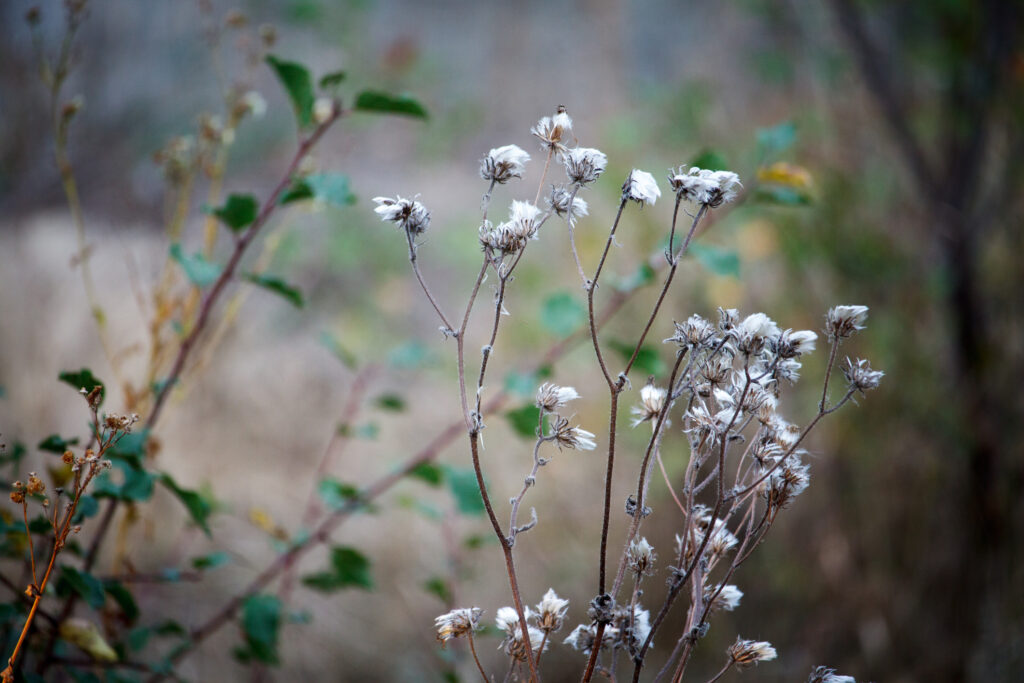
[668,166,742,206]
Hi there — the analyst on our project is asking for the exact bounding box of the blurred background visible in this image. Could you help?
[1,0,1022,681]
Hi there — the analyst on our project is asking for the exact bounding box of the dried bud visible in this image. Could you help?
[668,314,716,349]
[535,383,580,412]
[434,607,482,645]
[547,185,589,220]
[373,195,431,236]
[563,147,607,186]
[631,383,668,428]
[552,417,597,451]
[534,588,569,633]
[531,106,573,153]
[825,305,869,341]
[841,357,884,393]
[623,169,661,206]
[62,450,75,464]
[627,537,656,576]
[728,637,778,668]
[480,144,530,184]
[26,473,45,496]
[704,584,743,612]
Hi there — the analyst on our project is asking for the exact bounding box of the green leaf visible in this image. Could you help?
[243,273,304,308]
[72,495,99,524]
[407,462,443,487]
[239,594,282,665]
[689,149,730,171]
[159,473,212,536]
[505,404,541,439]
[38,434,79,454]
[396,493,443,520]
[107,430,148,468]
[280,172,357,207]
[317,478,360,511]
[756,121,797,159]
[423,577,451,604]
[58,566,106,610]
[318,331,358,370]
[104,581,140,622]
[689,243,740,278]
[540,292,586,337]
[169,244,221,288]
[374,393,406,412]
[441,465,485,517]
[607,340,667,377]
[58,368,104,405]
[354,91,428,119]
[92,461,156,503]
[205,194,259,233]
[126,626,151,652]
[301,546,373,592]
[318,71,346,90]
[192,551,231,570]
[752,185,812,206]
[266,55,315,128]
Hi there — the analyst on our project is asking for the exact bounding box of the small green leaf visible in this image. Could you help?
[243,273,304,308]
[689,149,730,171]
[607,340,667,377]
[317,478,360,511]
[374,393,406,412]
[71,495,99,524]
[423,577,451,604]
[279,173,356,207]
[159,473,212,536]
[58,368,104,405]
[407,462,443,487]
[540,292,586,337]
[104,581,140,622]
[318,71,346,90]
[505,404,541,439]
[58,566,106,610]
[205,194,258,232]
[192,551,231,571]
[689,243,740,278]
[302,546,373,592]
[396,494,443,520]
[239,594,282,665]
[442,465,486,517]
[354,91,428,119]
[38,434,79,454]
[756,121,797,159]
[266,55,315,128]
[169,244,221,288]
[93,461,156,502]
[318,331,358,370]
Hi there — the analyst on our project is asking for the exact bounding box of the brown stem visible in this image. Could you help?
[467,630,489,683]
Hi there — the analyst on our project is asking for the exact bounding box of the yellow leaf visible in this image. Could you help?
[59,618,118,662]
[756,162,813,189]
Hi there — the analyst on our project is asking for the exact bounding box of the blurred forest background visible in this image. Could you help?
[1,0,1022,681]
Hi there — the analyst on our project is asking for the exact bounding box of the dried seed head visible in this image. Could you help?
[842,357,884,393]
[623,169,661,206]
[62,450,75,464]
[547,185,589,220]
[668,167,741,207]
[772,329,818,359]
[534,588,569,633]
[628,537,656,576]
[563,147,607,186]
[535,383,581,412]
[631,383,668,428]
[728,637,778,668]
[668,314,716,349]
[825,305,869,341]
[764,454,811,510]
[26,473,45,496]
[704,584,743,612]
[554,421,597,451]
[434,607,483,645]
[480,144,530,184]
[531,106,574,153]
[373,195,431,236]
[495,606,525,634]
[563,623,619,655]
[736,313,780,355]
[808,665,857,683]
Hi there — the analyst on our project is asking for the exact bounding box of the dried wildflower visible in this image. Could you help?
[628,537,656,576]
[563,147,607,186]
[373,195,431,236]
[825,305,869,341]
[668,314,716,349]
[547,185,589,220]
[435,607,483,645]
[668,167,741,207]
[842,357,884,393]
[531,107,573,153]
[62,450,74,464]
[737,312,780,355]
[535,383,581,412]
[610,604,652,653]
[705,584,743,612]
[495,606,525,633]
[564,623,619,655]
[764,455,811,509]
[9,489,25,504]
[808,665,857,683]
[534,588,569,633]
[26,473,45,496]
[624,169,661,206]
[497,609,546,661]
[553,419,597,451]
[631,383,668,428]
[480,144,530,183]
[772,329,818,359]
[503,200,542,242]
[728,637,777,668]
